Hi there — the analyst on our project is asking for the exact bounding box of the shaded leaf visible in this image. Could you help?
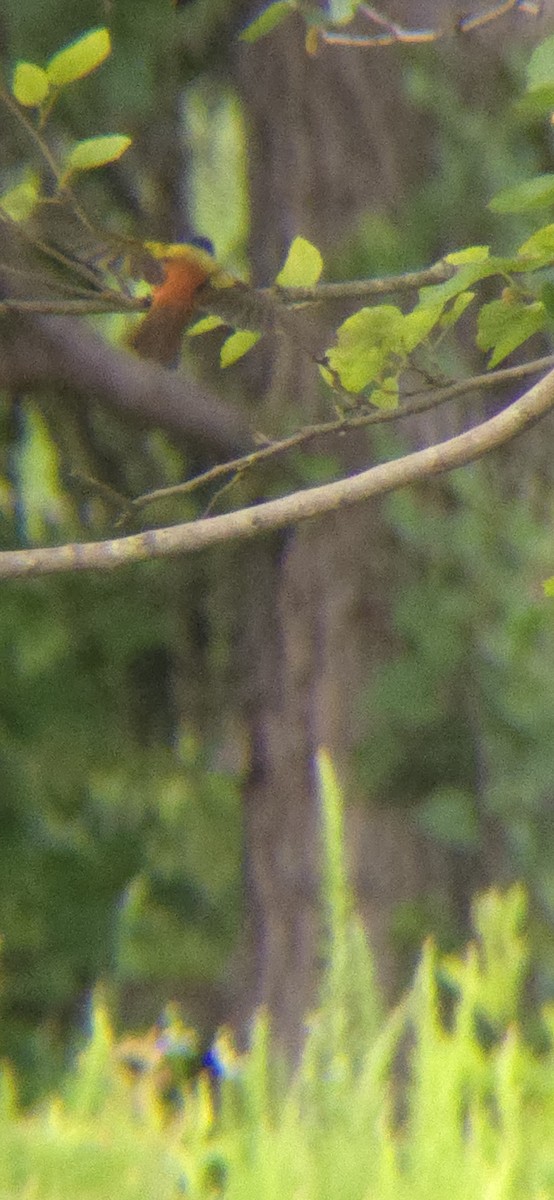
[401,303,444,351]
[370,376,399,410]
[0,174,40,222]
[12,62,49,108]
[419,261,496,308]
[439,291,475,329]
[518,224,554,264]
[526,34,554,93]
[490,175,554,214]
[477,298,546,367]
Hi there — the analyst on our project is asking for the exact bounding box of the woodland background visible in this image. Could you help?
[2,0,554,1101]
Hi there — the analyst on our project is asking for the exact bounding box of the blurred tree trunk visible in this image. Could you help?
[221,3,554,1045]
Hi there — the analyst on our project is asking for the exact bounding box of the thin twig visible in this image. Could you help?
[2,364,554,579]
[321,0,540,47]
[129,354,554,513]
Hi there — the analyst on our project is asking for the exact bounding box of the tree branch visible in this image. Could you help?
[0,313,254,455]
[2,365,554,580]
[128,354,554,514]
[319,0,541,48]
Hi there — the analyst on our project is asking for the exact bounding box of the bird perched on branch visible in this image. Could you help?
[129,236,228,367]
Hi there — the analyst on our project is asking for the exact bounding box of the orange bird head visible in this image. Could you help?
[129,238,222,367]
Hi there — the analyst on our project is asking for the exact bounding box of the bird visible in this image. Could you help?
[129,236,225,367]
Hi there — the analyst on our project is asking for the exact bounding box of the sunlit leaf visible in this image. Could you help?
[63,135,132,177]
[490,175,554,214]
[544,575,554,596]
[220,329,261,366]
[517,224,554,262]
[276,237,323,288]
[188,315,226,337]
[477,298,546,367]
[326,305,404,392]
[11,62,49,108]
[444,246,490,265]
[46,27,111,88]
[240,2,292,42]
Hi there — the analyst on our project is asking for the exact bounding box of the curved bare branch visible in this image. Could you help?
[2,365,554,581]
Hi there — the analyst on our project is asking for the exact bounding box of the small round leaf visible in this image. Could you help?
[12,62,49,108]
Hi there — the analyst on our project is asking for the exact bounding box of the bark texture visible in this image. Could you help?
[227,2,554,1044]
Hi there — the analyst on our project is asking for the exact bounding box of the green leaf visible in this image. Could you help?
[543,575,554,596]
[276,237,323,287]
[439,291,475,329]
[0,173,40,222]
[370,376,399,410]
[11,62,49,108]
[327,0,361,23]
[326,305,404,392]
[489,175,554,214]
[477,298,546,368]
[187,315,226,337]
[419,262,494,308]
[444,245,490,265]
[526,34,554,93]
[401,303,444,351]
[63,135,132,177]
[517,224,554,263]
[220,329,261,367]
[240,2,292,42]
[516,85,554,120]
[46,27,111,88]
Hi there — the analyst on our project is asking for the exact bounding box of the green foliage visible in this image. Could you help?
[275,236,323,287]
[62,134,132,179]
[10,28,112,116]
[46,28,111,88]
[239,2,294,44]
[356,461,554,974]
[477,296,546,367]
[490,174,554,214]
[220,330,262,367]
[11,62,49,107]
[0,759,553,1200]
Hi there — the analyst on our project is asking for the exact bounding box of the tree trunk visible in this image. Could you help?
[226,4,553,1046]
